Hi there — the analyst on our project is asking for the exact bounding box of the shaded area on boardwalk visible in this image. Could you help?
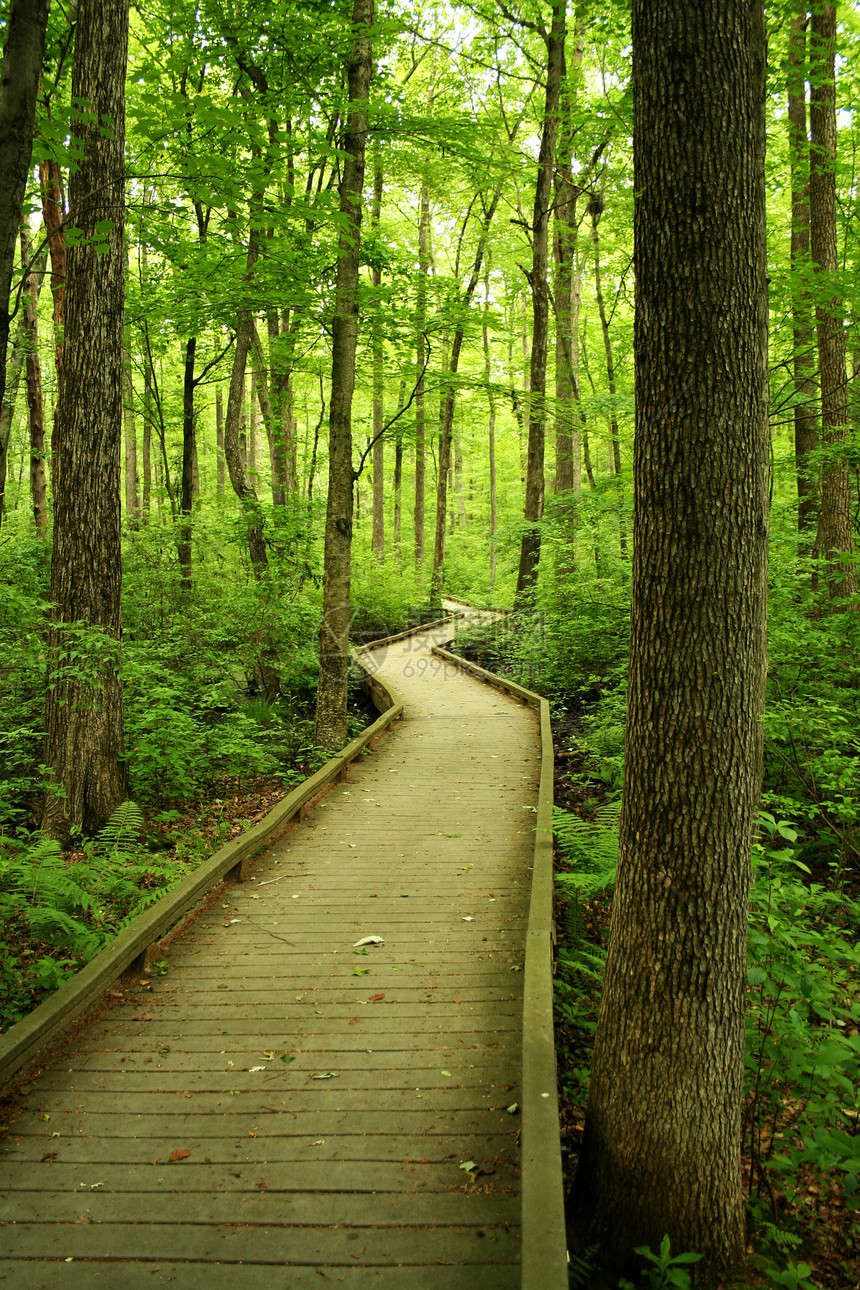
[0,620,540,1287]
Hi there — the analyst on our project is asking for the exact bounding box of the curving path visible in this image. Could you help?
[0,617,541,1288]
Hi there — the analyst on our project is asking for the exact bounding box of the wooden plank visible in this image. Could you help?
[0,1262,520,1290]
[0,1190,519,1226]
[0,1222,519,1264]
[0,1157,517,1194]
[2,1133,519,1166]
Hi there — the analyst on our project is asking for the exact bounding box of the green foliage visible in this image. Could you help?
[746,814,860,1211]
[617,1236,702,1290]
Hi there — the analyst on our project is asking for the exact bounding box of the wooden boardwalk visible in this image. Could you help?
[0,620,541,1287]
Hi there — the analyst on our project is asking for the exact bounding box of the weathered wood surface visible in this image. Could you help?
[0,618,540,1287]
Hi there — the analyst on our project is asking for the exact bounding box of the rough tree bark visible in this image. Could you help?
[567,2,768,1284]
[39,158,67,467]
[313,0,373,749]
[809,2,857,601]
[515,0,566,603]
[787,10,818,545]
[0,0,49,411]
[42,0,130,839]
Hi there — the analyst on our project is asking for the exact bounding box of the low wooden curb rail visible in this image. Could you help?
[0,652,411,1092]
[432,643,568,1290]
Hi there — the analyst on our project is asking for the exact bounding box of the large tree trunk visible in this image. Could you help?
[515,0,566,603]
[0,0,48,411]
[787,10,818,546]
[312,0,373,749]
[20,226,47,537]
[414,175,430,573]
[568,2,768,1285]
[809,3,857,601]
[42,0,130,840]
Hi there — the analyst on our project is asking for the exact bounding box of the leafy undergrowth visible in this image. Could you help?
[0,774,294,1032]
[0,683,379,1034]
[552,718,860,1290]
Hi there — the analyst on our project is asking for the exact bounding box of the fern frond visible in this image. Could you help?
[91,800,144,857]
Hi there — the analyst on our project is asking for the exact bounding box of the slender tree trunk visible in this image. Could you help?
[142,359,152,521]
[414,175,430,573]
[20,226,47,537]
[123,355,138,530]
[370,156,385,561]
[553,27,586,496]
[482,268,498,588]
[178,335,196,589]
[0,0,49,411]
[313,0,373,749]
[787,11,818,545]
[266,309,289,505]
[39,158,67,471]
[249,369,258,475]
[809,3,857,601]
[454,431,466,528]
[590,194,628,560]
[516,0,566,603]
[568,4,768,1284]
[224,314,267,574]
[430,189,502,599]
[0,319,25,528]
[216,384,225,496]
[42,0,130,840]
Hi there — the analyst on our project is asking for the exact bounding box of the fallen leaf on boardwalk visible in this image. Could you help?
[312,1072,339,1079]
[280,1053,294,1064]
[256,1181,268,1190]
[507,1103,519,1115]
[312,1140,325,1145]
[348,844,357,849]
[354,948,368,956]
[351,966,370,976]
[227,919,241,925]
[462,916,474,922]
[369,993,385,1002]
[249,1066,266,1073]
[262,1051,277,1060]
[459,1160,477,1172]
[441,1070,452,1077]
[353,936,384,947]
[169,1149,191,1162]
